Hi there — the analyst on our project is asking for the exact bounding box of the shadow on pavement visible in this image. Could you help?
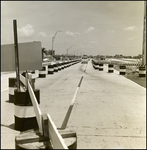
[1,123,15,130]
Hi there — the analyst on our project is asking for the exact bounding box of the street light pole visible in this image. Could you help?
[74,50,78,58]
[52,30,62,55]
[67,45,75,57]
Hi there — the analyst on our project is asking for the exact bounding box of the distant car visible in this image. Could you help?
[81,55,88,64]
[62,57,69,61]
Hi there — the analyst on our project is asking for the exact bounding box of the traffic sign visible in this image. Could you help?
[1,41,42,71]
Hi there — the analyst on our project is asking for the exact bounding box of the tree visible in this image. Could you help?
[42,47,48,55]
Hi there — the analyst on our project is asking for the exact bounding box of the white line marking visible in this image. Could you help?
[61,63,88,129]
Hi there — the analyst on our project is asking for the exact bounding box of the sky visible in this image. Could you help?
[1,1,145,56]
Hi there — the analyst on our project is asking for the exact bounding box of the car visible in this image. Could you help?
[81,55,89,64]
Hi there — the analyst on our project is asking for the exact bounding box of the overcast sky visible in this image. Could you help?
[1,1,145,56]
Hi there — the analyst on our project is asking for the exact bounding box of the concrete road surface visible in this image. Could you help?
[1,60,146,149]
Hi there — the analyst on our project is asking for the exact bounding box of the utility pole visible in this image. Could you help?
[142,1,146,65]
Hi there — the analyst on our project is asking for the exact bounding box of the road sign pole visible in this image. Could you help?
[13,19,20,92]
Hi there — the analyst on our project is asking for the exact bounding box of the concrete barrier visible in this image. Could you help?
[48,63,54,74]
[62,61,66,69]
[8,78,17,103]
[59,62,63,70]
[31,70,39,79]
[119,65,126,75]
[64,61,68,68]
[91,60,98,69]
[67,61,70,67]
[39,66,47,78]
[139,66,146,77]
[108,64,114,73]
[53,62,58,72]
[94,61,99,69]
[61,62,65,69]
[57,62,61,71]
[99,63,103,71]
[14,89,40,131]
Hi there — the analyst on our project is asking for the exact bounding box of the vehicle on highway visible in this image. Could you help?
[96,55,106,60]
[81,55,89,64]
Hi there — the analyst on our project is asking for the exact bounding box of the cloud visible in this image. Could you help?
[85,27,95,33]
[18,24,34,37]
[39,32,48,37]
[124,26,137,31]
[128,36,135,40]
[90,41,97,44]
[107,30,114,33]
[79,44,85,48]
[65,31,80,37]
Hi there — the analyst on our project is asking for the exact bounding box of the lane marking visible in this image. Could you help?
[61,63,88,129]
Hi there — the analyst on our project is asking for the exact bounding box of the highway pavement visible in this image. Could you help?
[1,60,146,149]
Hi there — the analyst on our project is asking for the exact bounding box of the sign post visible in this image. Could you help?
[13,19,20,92]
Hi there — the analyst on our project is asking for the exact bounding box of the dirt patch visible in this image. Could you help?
[124,72,146,88]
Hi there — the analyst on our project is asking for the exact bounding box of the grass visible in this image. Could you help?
[114,65,146,88]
